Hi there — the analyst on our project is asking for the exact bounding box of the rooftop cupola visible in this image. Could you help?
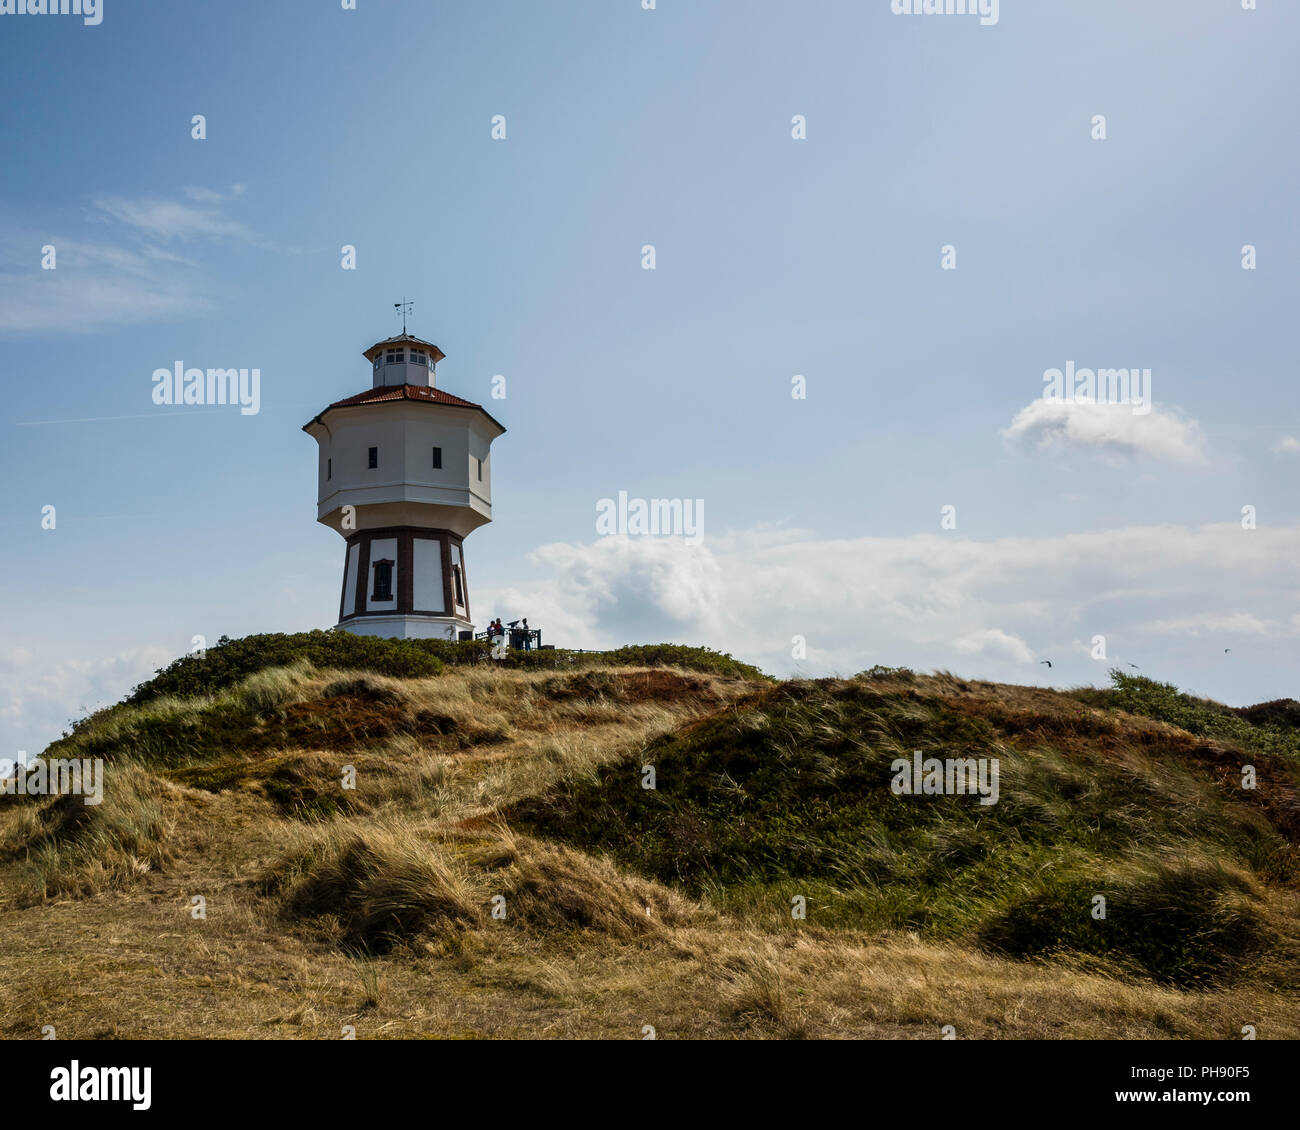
[363,333,447,390]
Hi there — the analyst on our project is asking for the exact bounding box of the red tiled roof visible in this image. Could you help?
[362,334,446,362]
[328,384,481,410]
[303,384,506,434]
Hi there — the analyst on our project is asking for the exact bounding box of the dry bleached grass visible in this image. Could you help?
[0,763,180,906]
[0,662,1297,1039]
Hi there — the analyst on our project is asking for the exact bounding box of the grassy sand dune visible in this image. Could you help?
[1,639,1296,1039]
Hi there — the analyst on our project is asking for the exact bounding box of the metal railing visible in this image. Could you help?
[475,625,542,650]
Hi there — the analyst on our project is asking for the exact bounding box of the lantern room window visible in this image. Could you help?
[385,349,404,364]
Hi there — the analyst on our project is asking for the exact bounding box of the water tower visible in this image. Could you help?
[303,317,505,640]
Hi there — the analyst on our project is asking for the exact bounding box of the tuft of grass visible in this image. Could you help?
[1,764,174,904]
[720,954,810,1038]
[350,956,387,1011]
[322,672,411,706]
[500,841,695,939]
[238,661,316,716]
[263,822,483,953]
[260,819,699,955]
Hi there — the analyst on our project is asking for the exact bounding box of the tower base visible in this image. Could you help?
[337,614,473,641]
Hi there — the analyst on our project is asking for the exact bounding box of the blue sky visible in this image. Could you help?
[2,0,1298,764]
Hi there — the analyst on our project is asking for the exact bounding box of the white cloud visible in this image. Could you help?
[1274,436,1300,454]
[1002,399,1207,463]
[476,521,1300,682]
[952,628,1036,663]
[0,644,173,763]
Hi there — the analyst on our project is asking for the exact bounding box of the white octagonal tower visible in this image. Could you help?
[303,331,506,640]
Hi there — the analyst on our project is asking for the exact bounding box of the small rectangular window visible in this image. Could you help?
[432,446,442,469]
[368,447,378,469]
[327,457,332,480]
[372,560,394,602]
[385,349,404,364]
[409,350,426,365]
[477,457,483,481]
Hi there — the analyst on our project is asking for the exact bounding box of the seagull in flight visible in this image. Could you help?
[1039,659,1052,669]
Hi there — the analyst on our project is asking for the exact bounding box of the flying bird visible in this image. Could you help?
[1225,648,1231,654]
[1127,663,1140,669]
[1039,659,1052,669]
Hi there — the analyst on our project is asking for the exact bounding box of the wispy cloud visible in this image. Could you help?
[91,192,255,243]
[181,184,246,205]
[0,237,212,333]
[1141,612,1275,637]
[0,185,258,335]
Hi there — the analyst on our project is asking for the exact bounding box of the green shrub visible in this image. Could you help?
[124,632,766,709]
[978,858,1269,986]
[1083,670,1300,760]
[126,631,446,705]
[592,645,768,681]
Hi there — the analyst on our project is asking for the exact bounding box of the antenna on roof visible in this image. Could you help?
[394,298,413,335]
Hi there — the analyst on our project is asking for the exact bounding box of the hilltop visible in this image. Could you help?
[1,633,1298,1039]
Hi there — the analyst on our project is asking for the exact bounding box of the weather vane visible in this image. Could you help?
[394,298,413,334]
